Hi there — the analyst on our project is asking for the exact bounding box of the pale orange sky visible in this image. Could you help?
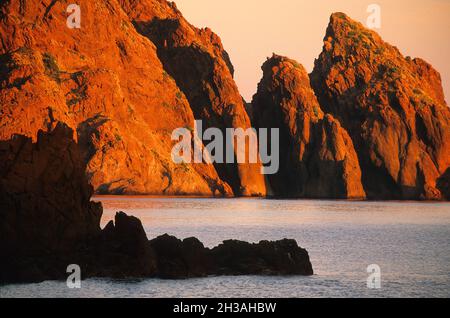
[175,0,450,104]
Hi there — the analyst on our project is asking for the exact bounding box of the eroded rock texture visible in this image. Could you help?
[121,0,266,196]
[252,55,365,199]
[310,13,450,200]
[0,0,232,196]
[0,1,448,202]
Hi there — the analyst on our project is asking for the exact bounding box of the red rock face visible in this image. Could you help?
[311,13,450,200]
[1,3,448,201]
[0,0,232,196]
[120,0,266,196]
[252,55,365,199]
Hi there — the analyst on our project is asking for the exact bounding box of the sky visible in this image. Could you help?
[175,0,450,103]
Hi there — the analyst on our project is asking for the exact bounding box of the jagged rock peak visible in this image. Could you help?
[257,53,324,119]
[311,12,450,200]
[253,53,366,199]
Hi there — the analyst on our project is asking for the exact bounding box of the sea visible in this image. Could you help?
[1,197,449,298]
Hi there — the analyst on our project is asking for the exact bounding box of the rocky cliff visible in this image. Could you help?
[252,55,365,199]
[310,13,450,200]
[252,13,450,200]
[120,0,266,196]
[0,0,246,196]
[0,2,448,200]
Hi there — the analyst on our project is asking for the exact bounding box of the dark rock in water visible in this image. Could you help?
[149,234,212,279]
[90,212,157,278]
[0,124,313,284]
[148,235,314,278]
[105,212,150,258]
[211,239,314,276]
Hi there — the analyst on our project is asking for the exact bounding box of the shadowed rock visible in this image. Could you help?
[148,234,314,278]
[0,125,312,284]
[91,212,157,278]
[437,169,450,200]
[148,234,213,279]
[252,54,365,199]
[0,123,102,283]
[211,239,314,276]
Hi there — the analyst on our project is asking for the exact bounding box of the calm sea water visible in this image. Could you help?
[1,198,449,298]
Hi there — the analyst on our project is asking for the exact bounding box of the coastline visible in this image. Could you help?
[4,197,450,298]
[94,195,450,204]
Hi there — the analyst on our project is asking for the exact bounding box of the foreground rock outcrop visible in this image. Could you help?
[310,13,450,200]
[148,234,313,278]
[0,123,102,283]
[0,125,312,284]
[252,55,365,199]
